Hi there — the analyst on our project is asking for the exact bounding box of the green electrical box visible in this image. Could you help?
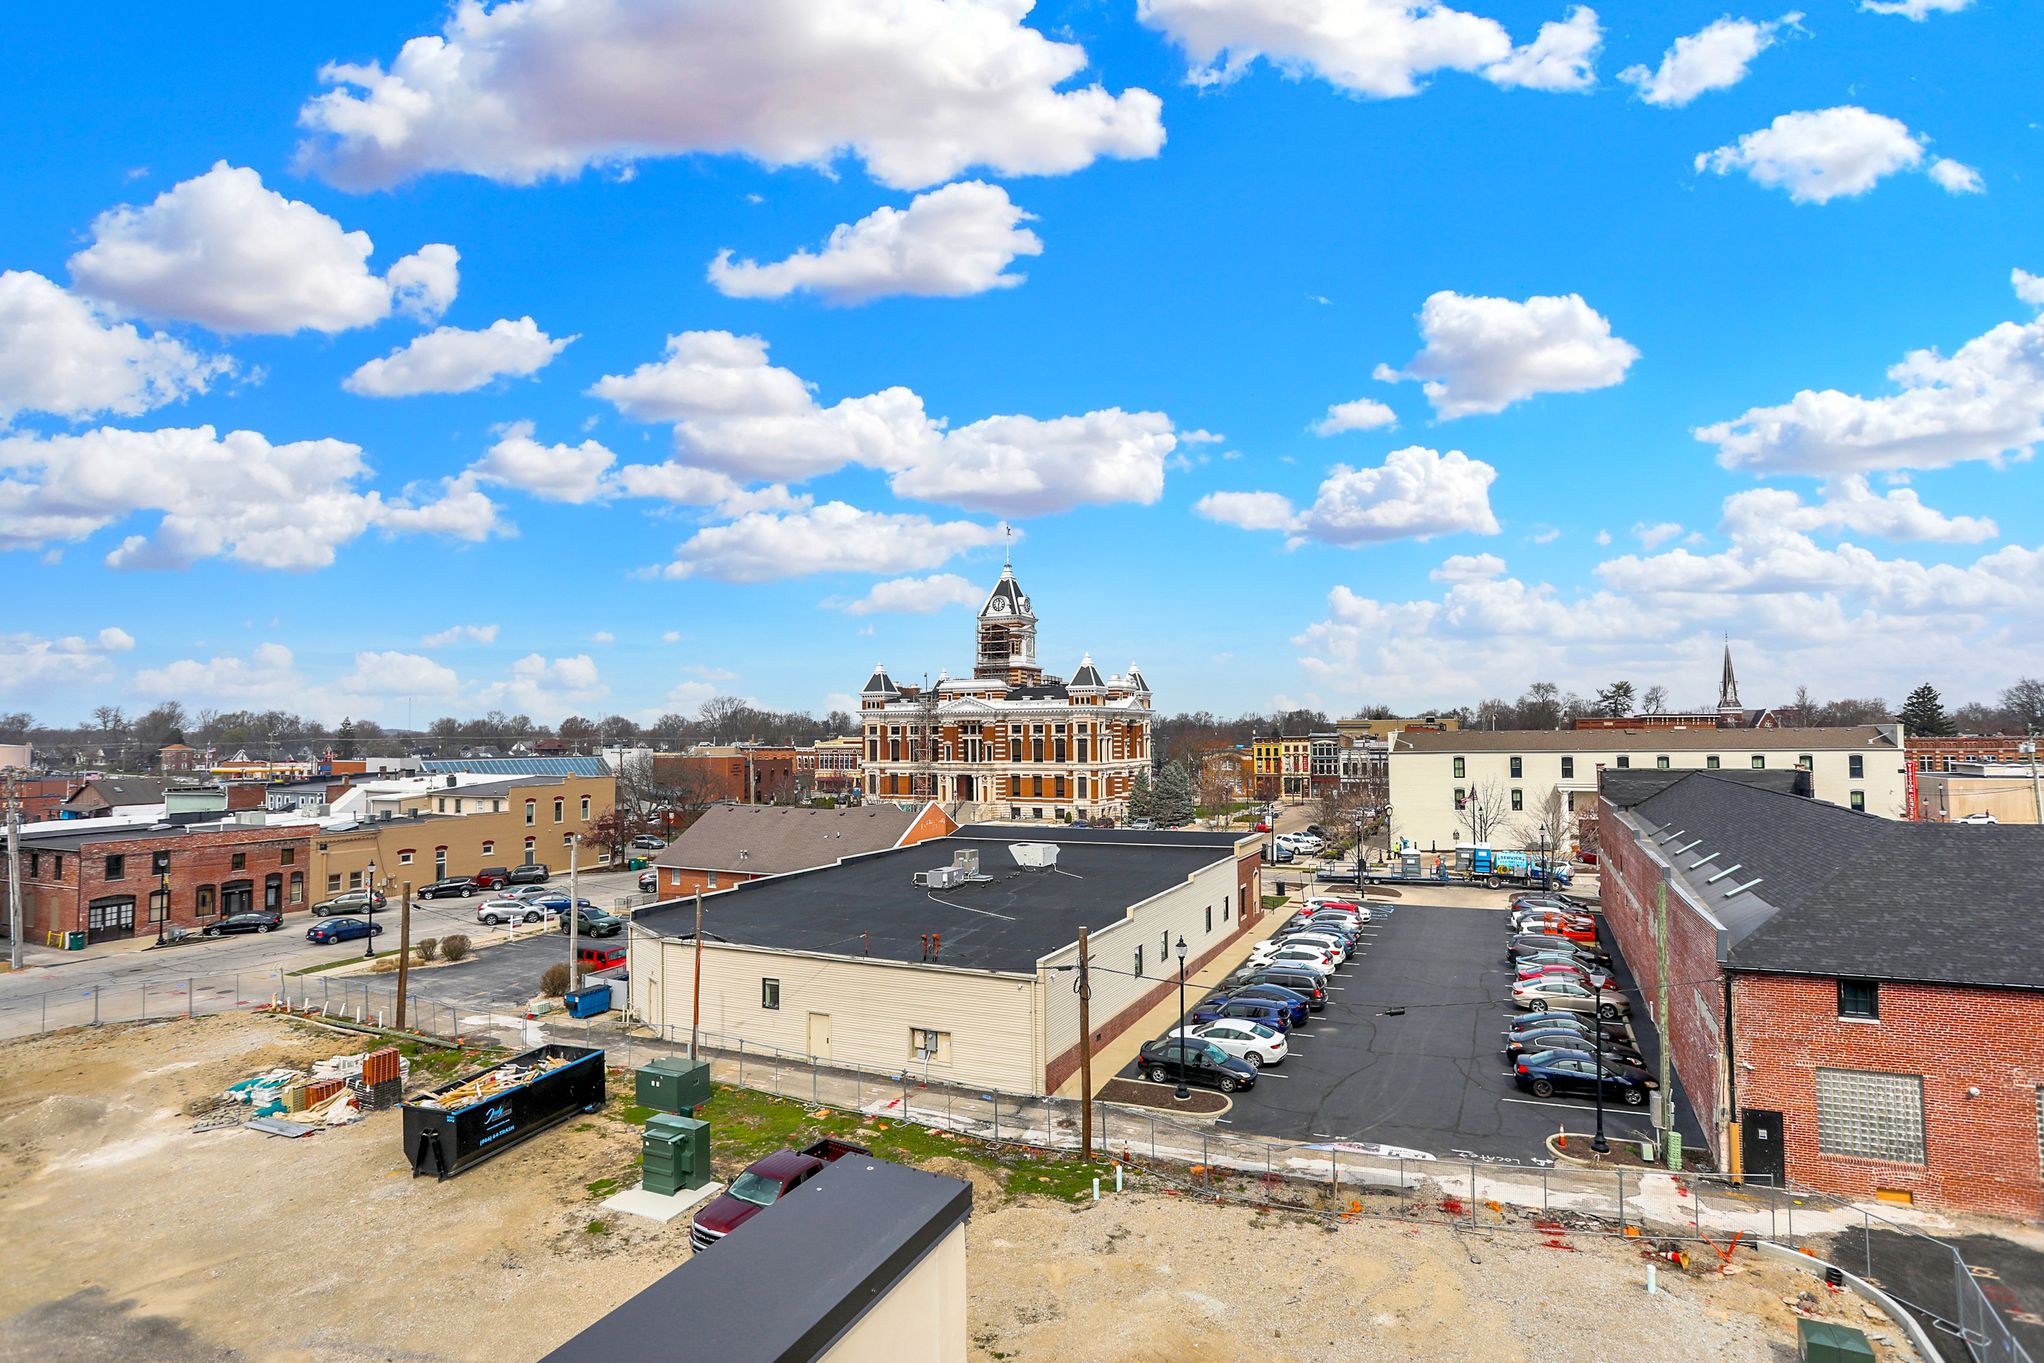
[636,1057,712,1115]
[642,1114,711,1196]
[1796,1319,1875,1363]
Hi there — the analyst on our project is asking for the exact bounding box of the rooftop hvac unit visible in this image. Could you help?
[914,866,965,890]
[951,849,981,877]
[1008,843,1060,870]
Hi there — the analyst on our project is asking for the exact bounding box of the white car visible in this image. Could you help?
[1305,900,1371,924]
[1276,833,1324,854]
[1264,943,1337,972]
[1274,930,1347,963]
[1171,1021,1288,1068]
[1956,812,1999,825]
[1511,976,1629,1019]
[476,898,562,926]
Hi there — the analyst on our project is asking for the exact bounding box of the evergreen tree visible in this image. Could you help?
[1152,762,1197,827]
[334,717,358,759]
[1127,770,1155,821]
[1898,684,1954,737]
[1594,680,1636,717]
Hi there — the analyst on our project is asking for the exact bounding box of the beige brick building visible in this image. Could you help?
[312,772,618,897]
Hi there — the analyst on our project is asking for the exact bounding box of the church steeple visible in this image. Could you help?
[974,564,1041,685]
[1718,637,1742,723]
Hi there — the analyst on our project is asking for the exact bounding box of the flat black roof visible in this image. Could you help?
[637,831,1236,972]
[953,822,1248,851]
[540,1157,970,1363]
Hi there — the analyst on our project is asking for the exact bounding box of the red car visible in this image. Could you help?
[1303,899,1363,915]
[1253,821,1271,833]
[690,1138,869,1252]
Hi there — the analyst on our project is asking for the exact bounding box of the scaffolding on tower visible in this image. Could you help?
[911,685,938,803]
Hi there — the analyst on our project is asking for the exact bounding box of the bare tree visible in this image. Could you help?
[1514,786,1570,855]
[1456,779,1512,843]
[1641,685,1668,715]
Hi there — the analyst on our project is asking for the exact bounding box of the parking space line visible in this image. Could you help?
[1256,1072,1290,1079]
[1500,1097,1649,1123]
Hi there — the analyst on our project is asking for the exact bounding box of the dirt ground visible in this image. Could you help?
[0,1015,1908,1363]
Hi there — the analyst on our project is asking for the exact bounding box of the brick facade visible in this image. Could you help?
[1731,973,2044,1219]
[4,825,314,943]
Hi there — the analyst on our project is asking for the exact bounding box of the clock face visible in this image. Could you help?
[990,598,1008,613]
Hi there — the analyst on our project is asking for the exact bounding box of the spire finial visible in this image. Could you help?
[1003,521,1012,568]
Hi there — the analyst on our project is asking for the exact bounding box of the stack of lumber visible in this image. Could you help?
[414,1054,570,1110]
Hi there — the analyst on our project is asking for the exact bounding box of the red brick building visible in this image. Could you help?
[3,821,313,944]
[652,747,798,807]
[1600,770,2044,1219]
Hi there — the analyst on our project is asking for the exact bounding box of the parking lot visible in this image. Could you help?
[1122,896,1707,1164]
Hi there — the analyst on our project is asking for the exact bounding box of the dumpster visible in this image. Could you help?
[403,1043,605,1180]
[563,984,612,1019]
[636,1057,712,1115]
[65,931,86,951]
[627,856,649,871]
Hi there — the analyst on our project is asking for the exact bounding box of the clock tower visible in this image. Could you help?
[974,564,1042,685]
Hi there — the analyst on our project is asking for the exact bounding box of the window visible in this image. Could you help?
[1849,791,1865,811]
[708,871,719,888]
[289,872,304,905]
[1656,756,1670,770]
[1453,787,1466,809]
[1615,755,1630,769]
[1160,930,1170,958]
[580,796,591,820]
[1452,757,1466,779]
[761,979,781,1010]
[231,852,246,871]
[910,1028,953,1064]
[562,833,575,847]
[1560,757,1575,779]
[1509,756,1523,778]
[525,800,536,825]
[28,852,39,879]
[1205,905,1213,933]
[1223,894,1231,921]
[104,854,126,880]
[1134,945,1144,978]
[1849,755,1864,778]
[348,871,363,889]
[1510,789,1524,811]
[147,886,169,923]
[398,850,414,866]
[1707,756,1721,769]
[554,798,565,823]
[1815,1068,1924,1164]
[196,885,216,917]
[1751,756,1766,769]
[279,847,294,866]
[151,850,170,875]
[1798,755,1813,771]
[327,874,342,893]
[481,841,495,856]
[1838,979,1879,1020]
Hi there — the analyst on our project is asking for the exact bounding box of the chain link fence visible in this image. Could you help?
[0,968,473,1044]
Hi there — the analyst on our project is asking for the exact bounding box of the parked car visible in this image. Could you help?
[629,835,666,850]
[1171,1020,1288,1068]
[565,907,625,938]
[1252,821,1271,833]
[1516,948,1614,976]
[691,1138,870,1252]
[1512,976,1629,1019]
[306,916,382,944]
[506,863,552,885]
[1504,1031,1645,1070]
[1508,1011,1632,1044]
[1134,1037,1257,1093]
[1515,961,1616,990]
[203,911,282,936]
[476,898,561,926]
[1239,968,1329,1008]
[311,888,386,917]
[1250,942,1333,974]
[418,875,477,900]
[637,869,659,894]
[502,885,557,902]
[1129,819,1155,831]
[471,866,514,890]
[1514,1050,1658,1106]
[1212,986,1311,1027]
[1275,931,1348,963]
[1189,996,1292,1033]
[1265,843,1295,864]
[1305,824,1331,839]
[1511,891,1595,913]
[1508,933,1610,965]
[1509,915,1597,943]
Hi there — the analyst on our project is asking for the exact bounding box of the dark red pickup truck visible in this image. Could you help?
[689,1137,869,1252]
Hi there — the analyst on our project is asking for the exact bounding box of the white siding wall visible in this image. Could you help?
[1389,742,1910,853]
[633,940,1040,1094]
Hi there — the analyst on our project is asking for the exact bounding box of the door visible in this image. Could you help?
[86,897,137,943]
[220,881,253,914]
[264,874,282,911]
[807,1012,832,1061]
[1741,1109,1786,1186]
[434,849,447,879]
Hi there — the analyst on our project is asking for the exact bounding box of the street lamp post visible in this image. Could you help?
[1538,821,1550,893]
[1590,974,1610,1154]
[1173,934,1190,1101]
[364,860,379,958]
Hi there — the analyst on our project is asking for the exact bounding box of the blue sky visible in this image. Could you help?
[3,0,2038,728]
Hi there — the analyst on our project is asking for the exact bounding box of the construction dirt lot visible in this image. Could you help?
[2,1014,1912,1363]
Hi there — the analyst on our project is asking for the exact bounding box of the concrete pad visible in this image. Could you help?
[601,1181,724,1224]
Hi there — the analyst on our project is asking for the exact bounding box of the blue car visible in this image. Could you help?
[1513,1050,1658,1106]
[1189,997,1292,1033]
[306,916,384,945]
[1213,986,1310,1027]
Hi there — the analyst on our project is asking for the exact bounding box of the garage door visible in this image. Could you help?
[1814,1068,1924,1165]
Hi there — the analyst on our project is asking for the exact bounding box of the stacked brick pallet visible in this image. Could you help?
[347,1046,406,1111]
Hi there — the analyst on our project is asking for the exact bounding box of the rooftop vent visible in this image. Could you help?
[914,865,965,890]
[1009,843,1060,870]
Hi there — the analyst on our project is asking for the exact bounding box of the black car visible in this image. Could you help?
[203,911,282,936]
[1513,1050,1658,1106]
[1508,933,1611,965]
[1134,1037,1258,1093]
[507,863,551,885]
[1504,1032,1646,1070]
[419,876,477,900]
[1239,967,1328,1008]
[1505,1012,1632,1047]
[637,869,658,895]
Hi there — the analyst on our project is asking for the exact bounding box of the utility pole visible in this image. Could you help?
[2022,738,2042,825]
[689,890,704,1061]
[396,880,412,1029]
[567,838,580,999]
[1076,925,1093,1160]
[5,769,23,970]
[1656,880,1673,1166]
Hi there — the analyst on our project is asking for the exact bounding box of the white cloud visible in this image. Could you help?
[134,643,303,706]
[0,424,506,569]
[338,650,461,698]
[475,653,609,720]
[708,181,1041,304]
[1927,158,1984,195]
[468,422,616,504]
[1633,520,1684,549]
[1311,398,1398,436]
[296,0,1163,191]
[1378,290,1638,418]
[0,271,231,424]
[831,573,988,615]
[1694,107,1973,204]
[1483,7,1602,92]
[421,623,498,647]
[1859,0,1970,17]
[591,631,616,645]
[890,409,1173,515]
[662,501,1006,582]
[1431,552,1507,582]
[68,163,458,334]
[660,631,682,644]
[1698,274,2044,474]
[0,628,136,694]
[1619,13,1797,107]
[1139,0,1594,99]
[344,317,572,397]
[1198,447,1500,546]
[2015,269,2044,308]
[1194,490,1298,532]
[1527,524,1562,544]
[1719,478,1997,543]
[1180,428,1225,444]
[592,330,1178,516]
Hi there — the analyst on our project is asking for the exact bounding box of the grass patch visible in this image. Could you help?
[585,1177,619,1198]
[287,948,405,976]
[1261,894,1285,910]
[611,1102,656,1125]
[585,1219,610,1236]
